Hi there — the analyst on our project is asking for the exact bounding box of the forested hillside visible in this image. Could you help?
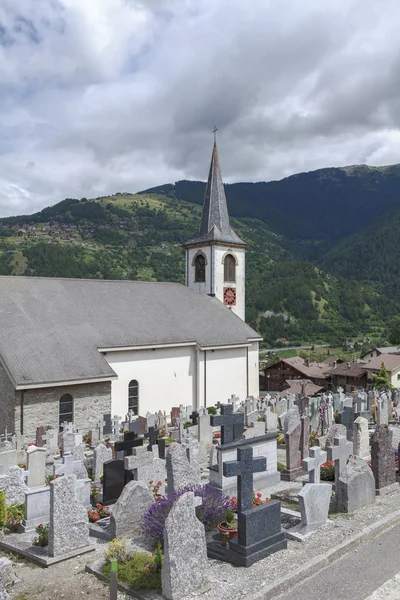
[1,162,400,347]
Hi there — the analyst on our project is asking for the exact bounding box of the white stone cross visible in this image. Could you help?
[302,446,327,484]
[327,435,353,482]
[54,454,75,477]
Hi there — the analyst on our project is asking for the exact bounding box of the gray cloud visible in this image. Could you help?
[1,0,400,216]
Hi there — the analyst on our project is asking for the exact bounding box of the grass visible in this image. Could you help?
[275,349,298,358]
[103,552,161,592]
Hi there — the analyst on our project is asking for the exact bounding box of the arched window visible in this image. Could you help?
[128,380,139,415]
[224,254,236,282]
[59,393,73,429]
[194,253,206,282]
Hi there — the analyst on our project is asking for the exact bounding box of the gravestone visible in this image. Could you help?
[0,450,18,472]
[0,466,28,506]
[281,410,302,481]
[371,425,399,495]
[62,432,76,454]
[265,407,278,432]
[35,425,46,448]
[42,429,59,453]
[103,414,113,436]
[243,421,265,439]
[48,475,90,557]
[339,406,354,441]
[296,482,332,534]
[335,457,375,512]
[210,404,244,445]
[376,398,389,427]
[302,446,327,484]
[275,398,287,417]
[93,443,112,483]
[166,443,201,495]
[207,446,286,566]
[326,424,347,448]
[198,414,213,446]
[327,435,353,487]
[72,444,89,479]
[170,407,180,428]
[185,437,208,468]
[300,415,310,461]
[114,437,143,459]
[124,446,166,494]
[109,481,154,539]
[162,492,208,600]
[353,417,370,459]
[26,446,46,488]
[103,459,132,505]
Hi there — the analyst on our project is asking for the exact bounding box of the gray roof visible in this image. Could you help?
[183,142,247,247]
[0,277,261,388]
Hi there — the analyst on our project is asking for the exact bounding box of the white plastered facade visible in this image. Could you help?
[105,341,259,416]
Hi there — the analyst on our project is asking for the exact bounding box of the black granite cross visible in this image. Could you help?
[223,446,266,512]
[210,404,244,445]
[190,411,199,426]
[144,426,159,451]
[114,437,143,457]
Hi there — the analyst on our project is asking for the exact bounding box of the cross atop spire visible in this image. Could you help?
[183,135,247,248]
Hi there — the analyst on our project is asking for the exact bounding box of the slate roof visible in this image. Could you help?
[280,379,325,397]
[282,356,330,379]
[325,362,367,377]
[363,354,400,372]
[0,277,261,388]
[183,142,247,248]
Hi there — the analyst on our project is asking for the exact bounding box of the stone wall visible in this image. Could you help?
[15,381,112,440]
[0,361,16,432]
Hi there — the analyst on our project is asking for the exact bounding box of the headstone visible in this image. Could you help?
[103,459,132,505]
[297,482,332,533]
[35,425,46,448]
[166,443,201,495]
[114,437,143,459]
[326,424,347,448]
[376,398,389,427]
[335,456,376,512]
[208,446,286,566]
[265,407,278,432]
[42,429,59,453]
[93,443,112,483]
[281,410,302,481]
[275,398,287,417]
[103,414,112,436]
[0,466,28,506]
[48,474,90,557]
[162,492,208,600]
[62,432,76,454]
[353,417,370,459]
[109,481,154,540]
[26,446,46,488]
[300,415,310,461]
[339,406,354,441]
[198,414,213,446]
[371,425,399,495]
[210,404,244,445]
[327,435,353,486]
[72,444,89,479]
[302,446,327,484]
[124,446,166,494]
[243,421,265,439]
[170,407,180,428]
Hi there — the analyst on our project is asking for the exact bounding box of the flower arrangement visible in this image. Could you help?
[320,460,335,481]
[33,523,49,547]
[45,474,61,486]
[213,432,221,440]
[90,484,100,504]
[309,431,319,446]
[276,434,285,445]
[230,490,269,509]
[142,483,230,546]
[88,504,110,523]
[148,480,163,498]
[105,538,133,563]
[83,432,92,446]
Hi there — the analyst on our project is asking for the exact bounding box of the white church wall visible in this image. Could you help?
[248,342,260,397]
[0,360,17,434]
[107,346,197,417]
[200,346,248,407]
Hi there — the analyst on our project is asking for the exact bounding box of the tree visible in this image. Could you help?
[388,316,400,345]
[372,361,393,390]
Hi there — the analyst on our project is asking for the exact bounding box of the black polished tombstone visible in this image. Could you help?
[207,446,287,566]
[144,426,159,451]
[114,437,143,459]
[210,404,244,445]
[157,438,166,460]
[103,414,113,436]
[102,459,133,505]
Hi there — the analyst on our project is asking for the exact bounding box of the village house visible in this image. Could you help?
[362,354,400,389]
[360,346,400,362]
[325,362,367,393]
[260,356,330,393]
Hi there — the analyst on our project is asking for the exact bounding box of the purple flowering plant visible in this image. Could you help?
[141,483,231,546]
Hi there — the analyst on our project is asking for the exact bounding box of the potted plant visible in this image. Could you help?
[218,508,238,541]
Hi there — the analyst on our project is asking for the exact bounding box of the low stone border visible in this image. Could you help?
[0,531,95,567]
[249,508,400,600]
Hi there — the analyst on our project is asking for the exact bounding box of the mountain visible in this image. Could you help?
[1,163,400,346]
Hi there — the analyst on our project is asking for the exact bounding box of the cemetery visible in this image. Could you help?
[0,389,400,600]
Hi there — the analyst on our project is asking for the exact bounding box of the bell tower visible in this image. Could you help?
[182,135,247,321]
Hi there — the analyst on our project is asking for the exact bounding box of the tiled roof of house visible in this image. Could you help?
[325,362,367,377]
[363,354,400,372]
[282,356,330,379]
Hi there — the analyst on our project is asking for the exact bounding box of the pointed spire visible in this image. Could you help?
[183,140,247,248]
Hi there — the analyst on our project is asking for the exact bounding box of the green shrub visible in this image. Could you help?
[33,523,49,547]
[6,503,24,531]
[183,421,191,430]
[207,406,217,415]
[0,491,6,527]
[103,551,162,592]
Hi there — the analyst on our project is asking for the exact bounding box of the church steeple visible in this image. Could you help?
[183,136,247,321]
[184,141,247,248]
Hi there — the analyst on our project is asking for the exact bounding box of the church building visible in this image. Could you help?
[0,141,261,440]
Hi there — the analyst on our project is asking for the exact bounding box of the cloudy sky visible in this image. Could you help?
[1,0,400,217]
